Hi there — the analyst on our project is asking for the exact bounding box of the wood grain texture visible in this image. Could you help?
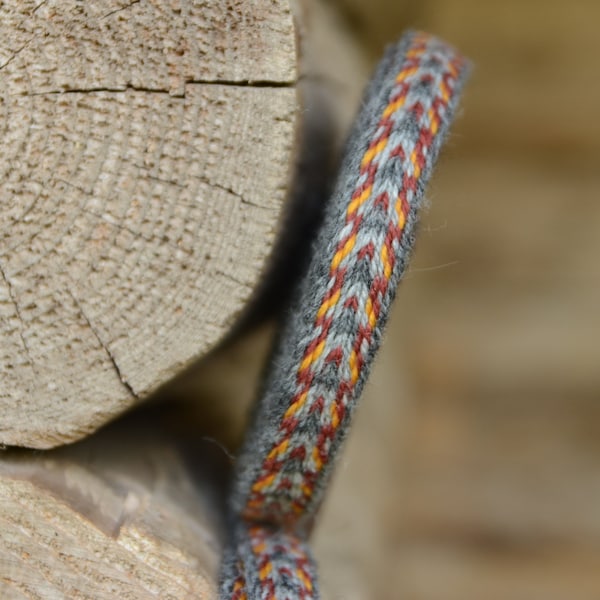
[0,0,298,448]
[0,408,228,599]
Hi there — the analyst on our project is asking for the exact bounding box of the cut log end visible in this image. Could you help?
[0,0,298,448]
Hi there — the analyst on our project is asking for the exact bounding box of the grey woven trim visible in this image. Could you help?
[220,30,470,599]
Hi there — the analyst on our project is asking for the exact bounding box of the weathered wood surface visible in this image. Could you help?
[0,0,298,448]
[0,406,228,599]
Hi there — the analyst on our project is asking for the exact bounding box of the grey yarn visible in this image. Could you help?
[220,30,470,599]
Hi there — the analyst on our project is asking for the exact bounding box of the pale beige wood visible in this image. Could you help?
[0,0,298,448]
[0,408,226,599]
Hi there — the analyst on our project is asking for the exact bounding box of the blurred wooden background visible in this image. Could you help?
[308,1,600,598]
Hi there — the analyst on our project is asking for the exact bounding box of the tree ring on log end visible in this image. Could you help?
[0,0,298,448]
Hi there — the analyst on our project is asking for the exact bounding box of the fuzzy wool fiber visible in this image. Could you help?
[220,30,470,600]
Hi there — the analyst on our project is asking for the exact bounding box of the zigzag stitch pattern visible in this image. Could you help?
[220,30,469,600]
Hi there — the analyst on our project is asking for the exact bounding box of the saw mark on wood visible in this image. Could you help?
[67,289,138,400]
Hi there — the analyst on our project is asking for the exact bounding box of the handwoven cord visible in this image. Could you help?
[220,30,469,599]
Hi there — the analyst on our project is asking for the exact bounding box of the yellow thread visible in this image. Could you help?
[331,234,356,270]
[259,562,272,580]
[299,352,312,373]
[312,446,323,470]
[361,138,388,168]
[283,390,308,419]
[382,95,406,118]
[349,349,359,384]
[297,569,313,591]
[267,438,289,460]
[252,473,276,492]
[406,45,426,59]
[347,185,372,215]
[440,81,450,102]
[299,338,326,373]
[330,402,340,429]
[428,108,439,134]
[311,339,326,364]
[381,244,392,279]
[365,297,376,329]
[395,198,407,229]
[410,149,421,179]
[396,65,418,82]
[317,288,342,319]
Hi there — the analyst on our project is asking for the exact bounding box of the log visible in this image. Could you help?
[0,0,298,448]
[0,404,229,599]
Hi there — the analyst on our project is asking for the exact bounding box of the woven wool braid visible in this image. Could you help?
[220,31,470,599]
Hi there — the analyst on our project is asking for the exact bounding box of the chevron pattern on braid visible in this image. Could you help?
[220,30,469,599]
[222,525,318,600]
[243,32,467,525]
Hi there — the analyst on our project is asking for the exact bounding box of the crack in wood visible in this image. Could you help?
[67,289,139,400]
[0,261,35,370]
[31,0,48,14]
[192,173,267,209]
[131,167,186,189]
[214,268,250,289]
[14,78,295,99]
[101,0,141,20]
[187,78,296,88]
[0,39,32,71]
